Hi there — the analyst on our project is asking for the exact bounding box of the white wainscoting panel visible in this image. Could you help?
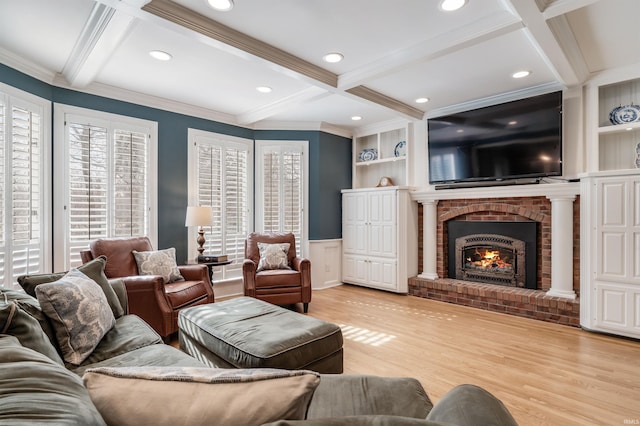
[309,239,343,290]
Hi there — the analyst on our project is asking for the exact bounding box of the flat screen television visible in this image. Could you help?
[427,91,562,186]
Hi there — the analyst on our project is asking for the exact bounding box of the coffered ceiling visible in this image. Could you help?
[0,0,637,132]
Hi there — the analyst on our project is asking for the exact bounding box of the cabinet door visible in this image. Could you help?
[368,190,397,258]
[368,258,397,290]
[343,255,368,284]
[343,192,368,254]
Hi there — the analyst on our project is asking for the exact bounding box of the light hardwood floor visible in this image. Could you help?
[303,284,640,426]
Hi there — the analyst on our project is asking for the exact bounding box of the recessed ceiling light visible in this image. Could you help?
[439,0,467,12]
[207,0,234,11]
[149,50,172,61]
[256,86,272,93]
[508,120,518,125]
[512,70,531,79]
[456,129,464,133]
[415,97,430,104]
[351,116,362,121]
[323,53,344,63]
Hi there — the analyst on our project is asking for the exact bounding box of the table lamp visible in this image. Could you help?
[185,206,213,256]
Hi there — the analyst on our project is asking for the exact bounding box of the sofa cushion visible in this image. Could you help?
[17,255,125,318]
[67,314,162,370]
[257,242,291,271]
[262,416,449,425]
[425,384,518,426]
[70,340,206,375]
[83,366,320,426]
[306,375,432,420]
[36,269,116,365]
[0,335,106,425]
[133,247,185,283]
[0,297,63,365]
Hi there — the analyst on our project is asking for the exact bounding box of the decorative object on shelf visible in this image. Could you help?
[609,104,640,125]
[358,148,378,162]
[185,206,214,257]
[393,140,407,157]
[635,142,640,169]
[376,176,394,187]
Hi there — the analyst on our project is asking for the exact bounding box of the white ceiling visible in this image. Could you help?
[0,0,638,133]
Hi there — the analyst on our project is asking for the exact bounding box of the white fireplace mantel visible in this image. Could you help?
[410,182,581,299]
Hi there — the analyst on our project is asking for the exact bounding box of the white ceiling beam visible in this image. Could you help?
[62,3,136,88]
[236,87,331,125]
[338,11,523,91]
[541,0,600,19]
[506,0,587,86]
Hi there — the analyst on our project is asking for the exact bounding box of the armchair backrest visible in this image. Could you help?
[86,236,154,278]
[245,232,297,266]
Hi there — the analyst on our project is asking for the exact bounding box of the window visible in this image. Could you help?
[255,140,308,257]
[188,129,253,282]
[53,105,157,270]
[0,84,51,290]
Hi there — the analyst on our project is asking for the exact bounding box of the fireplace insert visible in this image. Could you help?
[448,221,537,289]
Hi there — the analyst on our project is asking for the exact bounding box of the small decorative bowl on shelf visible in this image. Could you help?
[358,148,378,162]
[609,104,640,125]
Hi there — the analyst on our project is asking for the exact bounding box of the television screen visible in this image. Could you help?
[427,91,562,185]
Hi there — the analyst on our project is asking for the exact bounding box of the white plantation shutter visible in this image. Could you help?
[57,108,155,269]
[256,141,307,257]
[189,130,252,282]
[0,87,49,290]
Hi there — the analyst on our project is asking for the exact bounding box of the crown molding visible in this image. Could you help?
[252,120,353,139]
[0,48,57,84]
[52,74,239,125]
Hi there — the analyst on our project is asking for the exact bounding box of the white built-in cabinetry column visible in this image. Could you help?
[418,200,439,280]
[546,194,577,299]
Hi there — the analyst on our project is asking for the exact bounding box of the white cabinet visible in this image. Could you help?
[580,171,640,338]
[353,120,413,189]
[585,70,640,173]
[342,188,417,293]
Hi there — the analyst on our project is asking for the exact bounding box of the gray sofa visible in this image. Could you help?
[0,267,518,425]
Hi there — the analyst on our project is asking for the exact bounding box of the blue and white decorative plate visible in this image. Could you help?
[394,141,407,157]
[358,148,378,162]
[635,142,640,169]
[609,104,640,125]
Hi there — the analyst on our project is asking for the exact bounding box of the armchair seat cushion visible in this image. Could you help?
[165,280,211,309]
[256,269,302,288]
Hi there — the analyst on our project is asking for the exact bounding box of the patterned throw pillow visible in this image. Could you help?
[83,366,320,426]
[132,248,184,283]
[35,269,116,365]
[256,242,291,272]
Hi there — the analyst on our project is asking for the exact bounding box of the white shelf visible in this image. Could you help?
[587,73,640,173]
[353,121,411,189]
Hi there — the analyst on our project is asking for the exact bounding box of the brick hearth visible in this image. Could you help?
[409,192,581,327]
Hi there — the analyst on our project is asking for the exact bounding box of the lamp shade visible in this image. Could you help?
[185,206,213,227]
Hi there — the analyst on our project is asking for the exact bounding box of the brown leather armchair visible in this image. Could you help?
[80,236,214,338]
[242,232,311,313]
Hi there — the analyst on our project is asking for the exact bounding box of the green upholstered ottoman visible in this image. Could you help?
[178,297,344,373]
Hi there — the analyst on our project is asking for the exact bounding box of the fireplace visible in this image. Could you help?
[448,221,537,289]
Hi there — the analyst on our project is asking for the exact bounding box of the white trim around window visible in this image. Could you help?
[0,82,52,289]
[53,104,158,271]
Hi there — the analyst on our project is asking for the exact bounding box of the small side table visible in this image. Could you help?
[187,260,232,283]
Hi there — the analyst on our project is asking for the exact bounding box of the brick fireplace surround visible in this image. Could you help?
[409,183,581,326]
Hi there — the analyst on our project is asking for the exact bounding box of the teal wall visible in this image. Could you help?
[1,64,352,264]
